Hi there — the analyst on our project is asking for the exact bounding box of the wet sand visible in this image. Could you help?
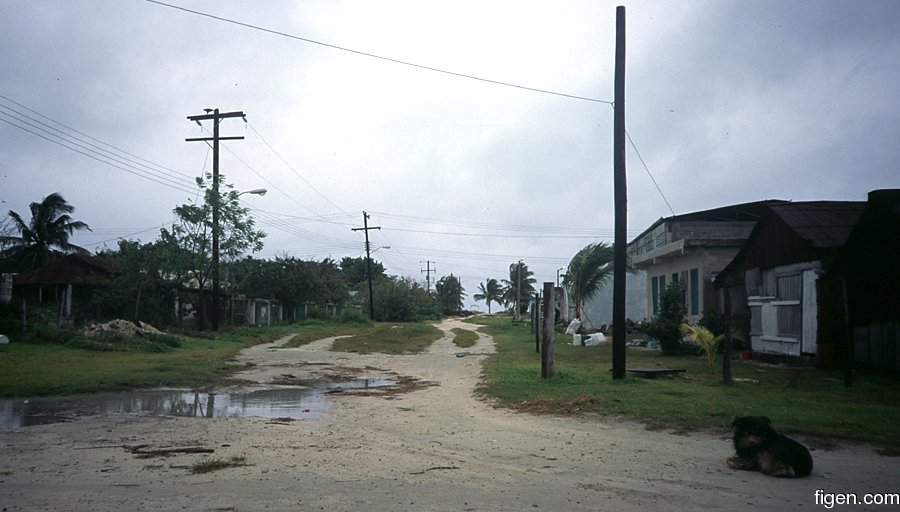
[1,318,897,511]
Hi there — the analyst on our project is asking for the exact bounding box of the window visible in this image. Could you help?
[750,305,762,335]
[651,276,659,315]
[655,233,666,248]
[690,268,699,316]
[671,273,679,284]
[777,274,802,301]
[777,304,802,338]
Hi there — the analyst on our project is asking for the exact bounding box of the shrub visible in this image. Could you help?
[644,283,685,355]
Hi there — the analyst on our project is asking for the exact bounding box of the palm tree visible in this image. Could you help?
[563,242,614,321]
[474,278,504,315]
[502,261,536,319]
[0,193,91,272]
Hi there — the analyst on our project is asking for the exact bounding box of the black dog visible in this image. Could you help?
[726,416,813,477]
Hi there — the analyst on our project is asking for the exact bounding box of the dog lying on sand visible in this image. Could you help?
[726,416,813,478]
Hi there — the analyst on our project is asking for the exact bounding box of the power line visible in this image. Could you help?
[0,114,197,195]
[0,93,195,184]
[246,122,352,217]
[382,226,613,239]
[145,0,613,105]
[0,95,199,194]
[626,129,676,217]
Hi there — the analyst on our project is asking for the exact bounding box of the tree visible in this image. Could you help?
[644,283,686,355]
[435,274,465,315]
[93,240,175,325]
[157,174,266,329]
[502,261,535,318]
[0,192,91,272]
[474,278,504,315]
[563,242,614,321]
[340,256,385,288]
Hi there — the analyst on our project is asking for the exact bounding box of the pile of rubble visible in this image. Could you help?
[84,319,161,338]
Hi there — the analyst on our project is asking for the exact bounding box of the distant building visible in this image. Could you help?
[627,200,784,324]
[577,270,647,328]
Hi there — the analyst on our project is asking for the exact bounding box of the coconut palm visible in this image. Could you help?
[502,261,536,318]
[0,192,91,272]
[474,278,504,315]
[680,323,722,368]
[562,242,614,320]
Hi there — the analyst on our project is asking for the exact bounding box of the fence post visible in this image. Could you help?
[541,282,555,379]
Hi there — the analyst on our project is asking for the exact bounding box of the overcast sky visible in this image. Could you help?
[2,0,898,307]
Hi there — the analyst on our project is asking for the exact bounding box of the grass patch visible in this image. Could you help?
[331,322,443,354]
[189,456,248,474]
[0,323,307,397]
[470,314,900,447]
[281,318,375,347]
[451,327,479,348]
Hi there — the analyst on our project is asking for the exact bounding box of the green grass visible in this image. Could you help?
[331,322,443,354]
[451,327,479,348]
[469,314,900,447]
[281,318,376,347]
[0,324,303,397]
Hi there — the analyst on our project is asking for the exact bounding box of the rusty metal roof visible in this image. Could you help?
[12,253,120,286]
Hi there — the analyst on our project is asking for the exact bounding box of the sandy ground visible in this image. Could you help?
[1,317,898,512]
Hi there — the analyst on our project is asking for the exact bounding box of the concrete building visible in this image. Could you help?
[628,201,784,323]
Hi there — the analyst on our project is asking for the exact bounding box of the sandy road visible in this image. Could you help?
[0,317,897,511]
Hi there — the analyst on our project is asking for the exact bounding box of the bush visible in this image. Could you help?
[644,283,686,355]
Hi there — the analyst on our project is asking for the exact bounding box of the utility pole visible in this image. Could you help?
[420,261,436,293]
[611,6,627,379]
[352,211,380,320]
[186,108,245,331]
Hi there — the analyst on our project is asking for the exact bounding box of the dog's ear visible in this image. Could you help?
[761,416,772,424]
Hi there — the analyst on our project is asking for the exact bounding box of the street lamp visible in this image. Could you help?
[238,188,267,197]
[557,267,565,287]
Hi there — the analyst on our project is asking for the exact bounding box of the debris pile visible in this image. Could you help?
[84,319,161,338]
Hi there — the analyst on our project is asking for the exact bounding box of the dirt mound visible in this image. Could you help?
[84,319,161,338]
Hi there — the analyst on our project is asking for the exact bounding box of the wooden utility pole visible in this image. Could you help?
[186,108,245,331]
[420,261,436,293]
[611,6,627,379]
[352,211,380,320]
[541,282,555,379]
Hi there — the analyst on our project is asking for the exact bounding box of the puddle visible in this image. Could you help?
[0,379,395,428]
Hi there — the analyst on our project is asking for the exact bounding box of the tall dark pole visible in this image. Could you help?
[352,212,380,320]
[541,282,555,379]
[186,108,245,331]
[211,109,220,331]
[611,6,627,379]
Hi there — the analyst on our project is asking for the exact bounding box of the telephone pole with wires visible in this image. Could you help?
[186,108,245,331]
[352,211,381,320]
[420,261,436,293]
[611,6,627,379]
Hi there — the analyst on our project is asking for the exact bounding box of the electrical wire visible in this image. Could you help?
[144,0,613,105]
[626,129,676,217]
[0,95,199,195]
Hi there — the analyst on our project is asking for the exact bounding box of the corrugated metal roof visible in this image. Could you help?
[13,253,120,285]
[770,202,866,248]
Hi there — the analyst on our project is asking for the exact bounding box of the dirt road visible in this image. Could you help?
[1,318,897,511]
